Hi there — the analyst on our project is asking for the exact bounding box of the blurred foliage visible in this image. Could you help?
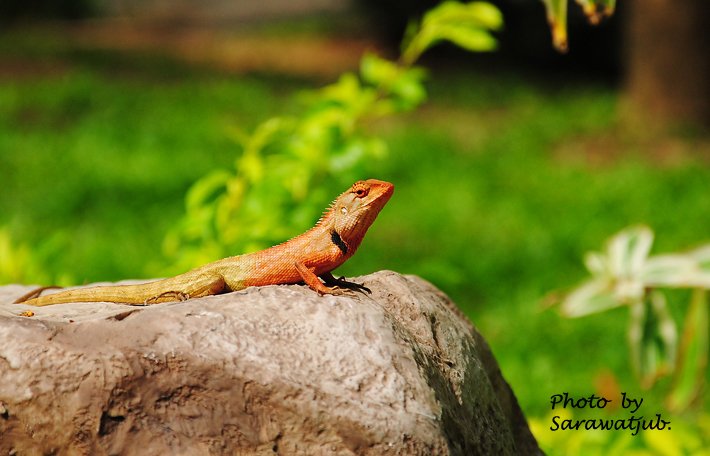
[400,1,502,64]
[530,408,710,456]
[0,229,46,284]
[0,0,97,23]
[1,7,709,454]
[0,227,76,286]
[541,0,616,51]
[560,227,710,411]
[162,1,502,273]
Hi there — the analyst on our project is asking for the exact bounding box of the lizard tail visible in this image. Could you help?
[16,281,170,306]
[16,274,227,307]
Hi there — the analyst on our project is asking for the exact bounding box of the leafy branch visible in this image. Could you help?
[162,1,502,274]
[541,0,616,52]
[559,226,709,411]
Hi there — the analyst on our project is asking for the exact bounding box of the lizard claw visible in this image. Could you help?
[327,286,348,296]
[343,282,371,294]
[315,285,351,296]
[337,277,371,294]
[321,274,370,295]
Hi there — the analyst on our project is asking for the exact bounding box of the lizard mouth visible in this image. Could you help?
[364,181,394,208]
[377,184,394,205]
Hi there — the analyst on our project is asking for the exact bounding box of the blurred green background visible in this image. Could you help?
[1,1,709,454]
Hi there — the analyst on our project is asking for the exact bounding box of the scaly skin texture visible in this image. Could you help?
[15,179,394,306]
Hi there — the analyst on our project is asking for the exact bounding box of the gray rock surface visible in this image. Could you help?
[0,271,541,455]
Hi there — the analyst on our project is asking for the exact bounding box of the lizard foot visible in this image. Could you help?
[317,285,349,296]
[321,273,371,294]
[144,291,190,305]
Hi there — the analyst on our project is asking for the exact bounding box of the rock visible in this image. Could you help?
[0,271,541,455]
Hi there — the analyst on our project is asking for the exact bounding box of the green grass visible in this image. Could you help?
[0,58,294,281]
[1,29,709,452]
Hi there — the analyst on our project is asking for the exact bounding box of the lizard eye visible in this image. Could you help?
[354,187,368,198]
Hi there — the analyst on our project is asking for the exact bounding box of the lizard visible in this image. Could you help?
[14,179,394,307]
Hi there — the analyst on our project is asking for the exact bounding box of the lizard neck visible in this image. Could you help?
[312,210,363,259]
[339,228,366,255]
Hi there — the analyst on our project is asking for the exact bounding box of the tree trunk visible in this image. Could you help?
[624,0,710,129]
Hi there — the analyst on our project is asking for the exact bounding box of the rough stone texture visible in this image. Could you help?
[0,271,541,455]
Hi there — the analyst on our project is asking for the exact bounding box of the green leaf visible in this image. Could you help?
[392,69,427,107]
[574,0,616,25]
[185,169,231,212]
[561,278,621,317]
[628,292,678,387]
[424,1,503,31]
[583,251,606,275]
[643,254,710,289]
[319,73,366,107]
[542,0,616,52]
[402,1,503,64]
[563,226,654,316]
[607,225,653,278]
[667,289,708,411]
[643,425,687,456]
[360,54,427,111]
[0,227,40,284]
[690,245,710,270]
[243,117,292,158]
[428,24,499,53]
[360,53,400,87]
[541,0,569,52]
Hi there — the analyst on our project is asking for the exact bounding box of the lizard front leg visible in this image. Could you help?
[294,261,344,295]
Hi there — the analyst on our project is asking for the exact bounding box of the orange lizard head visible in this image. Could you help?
[329,179,394,253]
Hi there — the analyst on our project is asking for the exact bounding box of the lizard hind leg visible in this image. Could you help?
[144,291,190,305]
[143,275,227,305]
